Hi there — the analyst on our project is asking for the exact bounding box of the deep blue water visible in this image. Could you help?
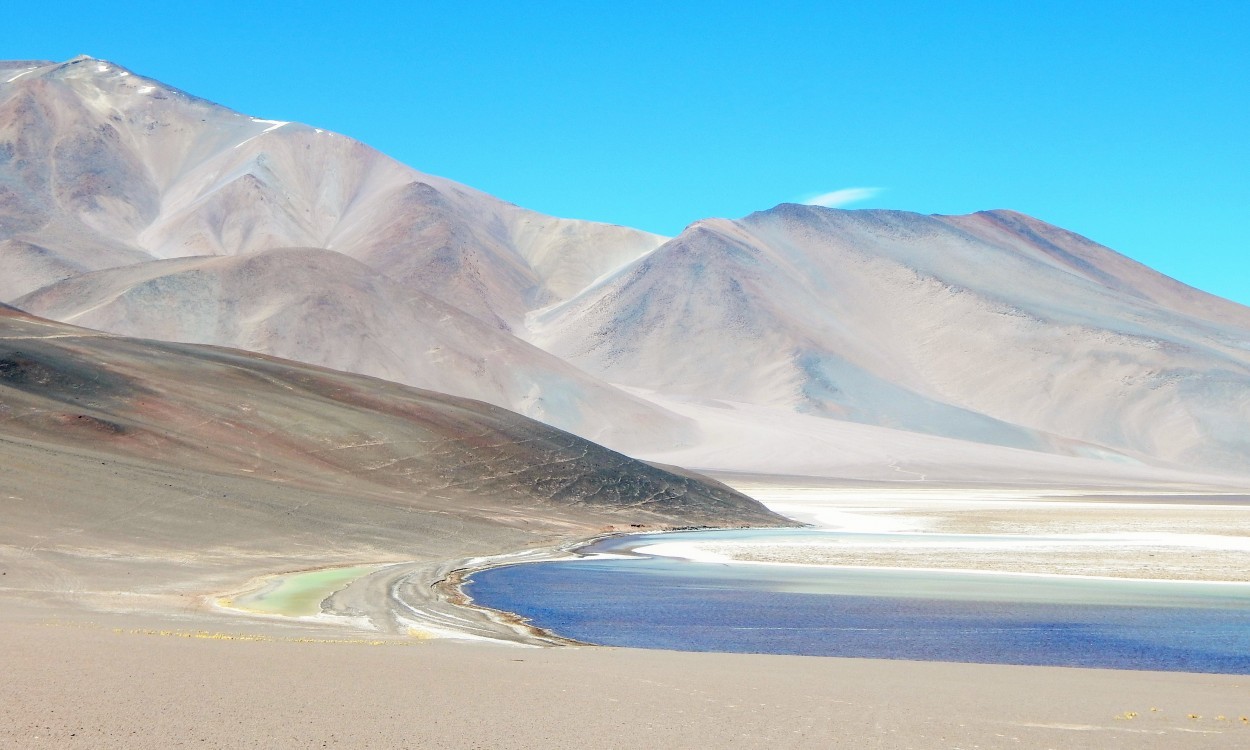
[464,530,1250,674]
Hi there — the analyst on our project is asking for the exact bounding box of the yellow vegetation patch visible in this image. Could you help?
[112,627,415,646]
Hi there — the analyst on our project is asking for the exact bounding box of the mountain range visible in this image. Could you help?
[4,56,1248,487]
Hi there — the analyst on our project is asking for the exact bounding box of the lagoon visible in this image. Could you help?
[225,564,382,617]
[465,529,1250,673]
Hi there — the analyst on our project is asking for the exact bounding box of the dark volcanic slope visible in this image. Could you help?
[0,308,785,618]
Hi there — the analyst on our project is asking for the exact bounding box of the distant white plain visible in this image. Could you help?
[635,485,1250,582]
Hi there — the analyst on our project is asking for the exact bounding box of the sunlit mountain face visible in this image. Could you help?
[5,57,1249,486]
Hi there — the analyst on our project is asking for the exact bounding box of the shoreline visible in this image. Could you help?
[210,497,1250,648]
[204,488,1250,653]
[389,525,813,646]
[15,491,1250,747]
[210,530,653,646]
[630,537,1250,584]
[210,525,787,647]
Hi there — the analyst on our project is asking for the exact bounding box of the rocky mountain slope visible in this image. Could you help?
[0,303,785,616]
[4,56,1248,484]
[532,205,1250,475]
[1,56,683,452]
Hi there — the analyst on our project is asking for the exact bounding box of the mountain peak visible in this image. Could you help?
[59,55,127,74]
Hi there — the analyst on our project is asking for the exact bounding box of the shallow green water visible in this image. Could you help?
[230,565,380,617]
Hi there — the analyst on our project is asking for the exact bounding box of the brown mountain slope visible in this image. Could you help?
[12,247,695,454]
[0,308,785,622]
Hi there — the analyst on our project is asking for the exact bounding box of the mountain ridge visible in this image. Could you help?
[4,56,1248,484]
[533,202,1250,476]
[1,56,683,452]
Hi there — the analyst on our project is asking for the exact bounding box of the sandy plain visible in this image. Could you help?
[4,617,1250,750]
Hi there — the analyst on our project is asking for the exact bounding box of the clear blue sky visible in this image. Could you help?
[6,1,1248,305]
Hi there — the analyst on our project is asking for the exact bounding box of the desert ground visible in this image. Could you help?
[4,618,1250,750]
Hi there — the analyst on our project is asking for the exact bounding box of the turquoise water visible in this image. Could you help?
[226,565,380,616]
[465,529,1250,673]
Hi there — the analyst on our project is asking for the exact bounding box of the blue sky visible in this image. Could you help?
[6,1,1248,305]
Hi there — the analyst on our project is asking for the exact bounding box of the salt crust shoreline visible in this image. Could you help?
[212,532,631,645]
[632,541,1250,586]
[212,488,1250,644]
[630,535,1250,584]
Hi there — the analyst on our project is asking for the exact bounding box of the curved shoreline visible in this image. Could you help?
[444,528,1250,650]
[211,525,752,646]
[211,532,631,645]
[217,500,1250,648]
[412,526,792,645]
[388,540,608,646]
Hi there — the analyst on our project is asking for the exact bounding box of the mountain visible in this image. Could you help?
[0,56,683,453]
[0,305,785,616]
[0,57,664,322]
[12,247,693,453]
[4,56,1249,485]
[530,204,1250,477]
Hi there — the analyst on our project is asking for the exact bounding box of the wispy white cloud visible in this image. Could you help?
[803,187,884,208]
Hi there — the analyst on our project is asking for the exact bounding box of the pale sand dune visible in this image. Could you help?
[634,393,1248,488]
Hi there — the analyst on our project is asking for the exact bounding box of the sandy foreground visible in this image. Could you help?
[6,485,1250,748]
[3,618,1249,750]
